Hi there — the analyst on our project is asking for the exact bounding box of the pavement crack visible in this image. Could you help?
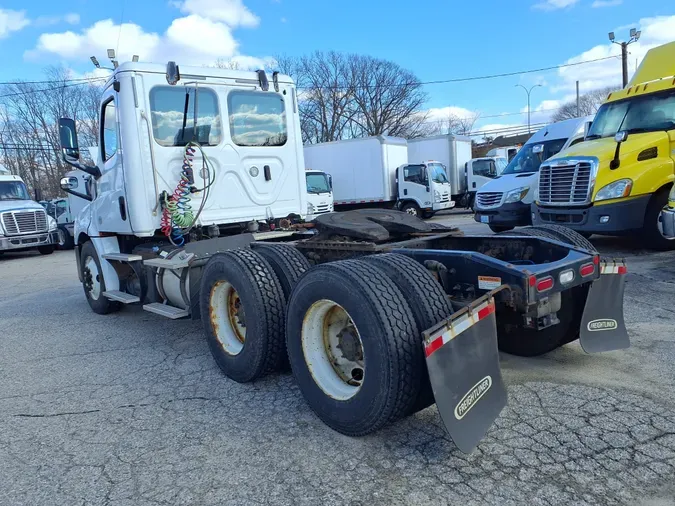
[13,409,101,418]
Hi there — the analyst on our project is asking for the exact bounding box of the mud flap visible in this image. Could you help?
[423,295,507,453]
[579,259,629,353]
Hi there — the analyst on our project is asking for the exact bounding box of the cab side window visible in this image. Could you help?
[101,99,118,161]
[403,165,426,185]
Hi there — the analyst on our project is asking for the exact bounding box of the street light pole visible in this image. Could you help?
[609,29,641,87]
[515,84,542,133]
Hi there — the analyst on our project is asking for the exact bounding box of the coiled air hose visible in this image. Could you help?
[161,142,215,246]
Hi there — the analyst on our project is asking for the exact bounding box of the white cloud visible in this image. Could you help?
[0,8,29,39]
[34,13,81,27]
[553,15,675,94]
[533,0,579,11]
[425,106,477,122]
[178,0,259,27]
[26,2,272,69]
[592,0,622,7]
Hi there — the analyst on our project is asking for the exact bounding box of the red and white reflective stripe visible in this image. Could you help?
[424,300,495,358]
[600,264,627,275]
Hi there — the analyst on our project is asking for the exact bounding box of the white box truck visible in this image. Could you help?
[304,169,334,220]
[407,134,484,207]
[303,136,453,218]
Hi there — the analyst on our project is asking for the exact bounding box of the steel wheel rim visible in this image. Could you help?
[57,228,66,246]
[83,256,101,300]
[406,207,418,216]
[210,280,246,355]
[302,299,365,401]
[657,213,674,241]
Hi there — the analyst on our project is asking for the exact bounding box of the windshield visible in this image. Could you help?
[587,89,675,139]
[306,173,331,194]
[501,139,567,175]
[471,159,499,179]
[495,157,508,174]
[0,181,30,201]
[428,163,448,184]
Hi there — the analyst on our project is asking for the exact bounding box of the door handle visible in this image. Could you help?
[472,182,476,188]
[404,189,408,196]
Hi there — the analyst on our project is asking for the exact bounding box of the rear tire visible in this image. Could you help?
[495,226,587,355]
[526,225,596,252]
[253,243,311,299]
[80,241,121,315]
[363,253,453,414]
[401,202,421,217]
[200,249,286,383]
[644,188,675,251]
[286,259,421,436]
[489,224,514,233]
[422,211,435,219]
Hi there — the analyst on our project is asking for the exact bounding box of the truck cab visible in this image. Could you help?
[0,174,58,255]
[397,161,454,218]
[475,116,592,232]
[304,169,334,220]
[533,41,675,249]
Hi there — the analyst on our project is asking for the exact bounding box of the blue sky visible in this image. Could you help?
[1,0,674,136]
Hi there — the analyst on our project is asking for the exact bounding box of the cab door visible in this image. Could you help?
[399,164,431,207]
[89,86,132,234]
[467,159,498,192]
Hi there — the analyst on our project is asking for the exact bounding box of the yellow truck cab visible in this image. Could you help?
[532,41,675,249]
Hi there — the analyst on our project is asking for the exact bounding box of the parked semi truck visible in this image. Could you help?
[303,136,454,218]
[533,41,675,249]
[57,60,629,453]
[304,169,334,221]
[475,116,593,232]
[408,134,504,208]
[0,173,58,255]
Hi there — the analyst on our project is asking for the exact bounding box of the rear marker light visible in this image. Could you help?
[580,263,595,277]
[618,265,627,275]
[593,255,600,265]
[529,275,536,287]
[536,276,554,292]
[559,269,575,284]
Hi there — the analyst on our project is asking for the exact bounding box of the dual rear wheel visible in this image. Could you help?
[199,246,453,435]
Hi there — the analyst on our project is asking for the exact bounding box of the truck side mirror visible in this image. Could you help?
[60,176,93,202]
[614,131,628,143]
[60,176,78,190]
[59,118,80,161]
[328,175,333,190]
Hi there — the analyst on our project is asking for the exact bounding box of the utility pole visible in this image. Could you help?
[609,28,641,87]
[515,84,542,133]
[576,81,580,117]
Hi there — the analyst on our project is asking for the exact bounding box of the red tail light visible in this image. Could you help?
[579,263,595,277]
[618,265,627,274]
[536,276,554,292]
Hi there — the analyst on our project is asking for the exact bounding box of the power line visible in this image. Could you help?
[300,55,620,90]
[0,79,106,99]
[0,76,107,86]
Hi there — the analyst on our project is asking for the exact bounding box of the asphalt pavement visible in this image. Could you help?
[1,216,675,506]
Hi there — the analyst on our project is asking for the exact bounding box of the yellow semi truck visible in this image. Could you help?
[533,41,675,250]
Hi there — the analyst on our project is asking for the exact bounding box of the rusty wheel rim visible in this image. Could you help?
[210,280,246,355]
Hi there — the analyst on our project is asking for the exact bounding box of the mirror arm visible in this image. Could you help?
[63,188,92,202]
[63,156,101,178]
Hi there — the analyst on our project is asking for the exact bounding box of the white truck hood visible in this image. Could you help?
[0,199,44,213]
[475,172,538,208]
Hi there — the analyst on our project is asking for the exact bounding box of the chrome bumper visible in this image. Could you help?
[661,207,675,238]
[0,231,57,251]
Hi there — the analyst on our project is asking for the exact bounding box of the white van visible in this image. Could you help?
[474,116,593,232]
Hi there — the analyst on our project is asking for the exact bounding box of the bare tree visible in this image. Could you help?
[0,66,102,198]
[552,86,619,122]
[348,54,429,138]
[430,111,480,136]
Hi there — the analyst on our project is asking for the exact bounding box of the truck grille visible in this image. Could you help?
[1,210,48,236]
[539,161,593,205]
[476,192,503,209]
[315,203,331,214]
[439,192,451,203]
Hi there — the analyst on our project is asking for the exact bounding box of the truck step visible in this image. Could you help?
[102,253,143,262]
[103,290,140,304]
[142,303,189,319]
[143,257,191,270]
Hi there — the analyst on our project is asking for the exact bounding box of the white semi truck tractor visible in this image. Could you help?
[58,60,630,453]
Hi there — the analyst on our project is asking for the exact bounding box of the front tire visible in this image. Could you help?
[489,224,514,233]
[200,249,286,383]
[401,202,421,217]
[57,226,75,250]
[38,245,55,255]
[286,259,421,436]
[645,188,675,250]
[80,241,120,314]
